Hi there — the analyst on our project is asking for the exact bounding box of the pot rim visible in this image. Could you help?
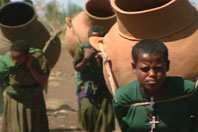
[110,0,176,15]
[84,0,116,20]
[0,2,37,29]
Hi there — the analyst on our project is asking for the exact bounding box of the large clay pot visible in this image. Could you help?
[65,0,116,57]
[0,2,61,68]
[90,0,198,94]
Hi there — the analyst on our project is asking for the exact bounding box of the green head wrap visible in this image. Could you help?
[88,25,106,38]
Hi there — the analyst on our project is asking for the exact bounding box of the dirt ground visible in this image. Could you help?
[0,34,120,132]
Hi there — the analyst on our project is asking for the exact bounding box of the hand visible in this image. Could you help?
[84,48,96,59]
[25,54,33,68]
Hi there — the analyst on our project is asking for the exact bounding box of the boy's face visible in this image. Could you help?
[132,53,169,92]
[11,50,26,65]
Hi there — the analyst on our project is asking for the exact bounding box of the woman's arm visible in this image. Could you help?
[25,54,48,85]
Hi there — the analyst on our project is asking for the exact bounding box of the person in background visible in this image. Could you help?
[113,39,198,132]
[0,40,50,132]
[73,26,115,132]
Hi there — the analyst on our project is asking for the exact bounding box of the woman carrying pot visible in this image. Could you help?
[0,40,50,132]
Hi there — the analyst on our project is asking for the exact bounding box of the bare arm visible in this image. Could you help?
[74,48,96,72]
[25,54,48,85]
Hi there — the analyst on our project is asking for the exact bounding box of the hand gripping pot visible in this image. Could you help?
[89,0,198,94]
[0,2,61,68]
[65,0,116,57]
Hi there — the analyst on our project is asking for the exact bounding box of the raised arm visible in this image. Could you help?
[25,54,49,85]
[74,47,96,72]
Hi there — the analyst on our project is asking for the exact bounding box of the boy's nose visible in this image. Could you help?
[148,69,156,76]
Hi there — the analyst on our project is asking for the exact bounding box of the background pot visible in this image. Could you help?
[65,0,116,57]
[0,2,61,68]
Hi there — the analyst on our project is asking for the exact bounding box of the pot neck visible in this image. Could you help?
[82,0,116,27]
[111,0,198,40]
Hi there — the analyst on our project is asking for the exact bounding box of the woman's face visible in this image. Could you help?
[11,50,26,65]
[132,53,169,93]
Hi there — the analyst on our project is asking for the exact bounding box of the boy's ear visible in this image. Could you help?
[132,62,136,73]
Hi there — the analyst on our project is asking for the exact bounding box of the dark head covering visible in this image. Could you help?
[10,40,30,54]
[88,26,106,38]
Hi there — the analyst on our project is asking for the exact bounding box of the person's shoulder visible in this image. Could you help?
[29,47,42,54]
[116,80,139,93]
[29,48,44,58]
[183,78,195,93]
[114,80,139,104]
[166,76,195,94]
[1,52,11,59]
[0,52,15,67]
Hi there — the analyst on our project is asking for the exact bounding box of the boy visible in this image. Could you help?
[73,26,114,132]
[113,39,198,132]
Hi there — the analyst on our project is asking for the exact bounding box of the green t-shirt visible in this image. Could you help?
[113,76,198,132]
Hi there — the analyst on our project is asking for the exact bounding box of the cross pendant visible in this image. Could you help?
[149,116,159,132]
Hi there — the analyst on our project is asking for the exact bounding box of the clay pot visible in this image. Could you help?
[90,0,198,94]
[65,0,116,57]
[0,2,61,68]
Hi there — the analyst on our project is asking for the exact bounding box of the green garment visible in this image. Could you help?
[78,87,115,132]
[74,42,115,132]
[0,55,5,113]
[0,48,50,132]
[2,92,49,132]
[74,42,104,94]
[113,76,198,132]
[0,48,50,85]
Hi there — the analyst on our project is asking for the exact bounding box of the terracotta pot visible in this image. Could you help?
[0,2,61,68]
[90,0,198,94]
[65,0,116,57]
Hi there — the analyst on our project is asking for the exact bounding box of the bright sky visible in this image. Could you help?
[10,0,86,7]
[190,0,198,5]
[41,0,198,7]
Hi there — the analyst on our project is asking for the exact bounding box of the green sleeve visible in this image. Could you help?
[0,60,9,80]
[185,81,198,114]
[113,87,130,132]
[73,46,83,66]
[0,54,13,79]
[185,80,198,131]
[113,102,128,132]
[32,52,50,77]
[189,91,198,131]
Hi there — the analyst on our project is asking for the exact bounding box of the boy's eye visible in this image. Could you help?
[140,67,150,72]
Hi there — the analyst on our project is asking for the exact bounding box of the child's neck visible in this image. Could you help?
[141,86,167,101]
